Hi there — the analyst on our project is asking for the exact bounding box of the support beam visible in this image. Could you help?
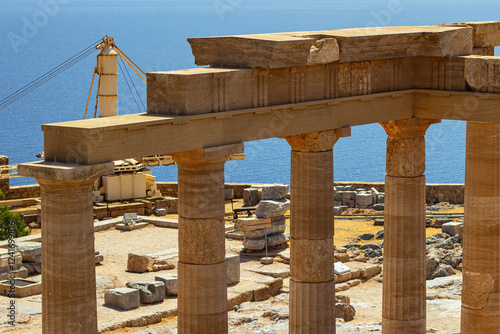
[380,118,439,334]
[461,121,500,333]
[285,129,349,333]
[17,161,114,334]
[41,89,500,165]
[171,143,244,334]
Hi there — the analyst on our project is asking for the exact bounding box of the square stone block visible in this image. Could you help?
[155,274,178,296]
[105,288,140,310]
[243,188,259,207]
[226,254,240,285]
[127,281,165,303]
[225,188,234,200]
[356,193,373,207]
[442,222,463,237]
[15,242,41,263]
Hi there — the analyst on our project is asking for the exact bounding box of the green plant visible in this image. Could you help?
[0,189,4,200]
[0,204,30,241]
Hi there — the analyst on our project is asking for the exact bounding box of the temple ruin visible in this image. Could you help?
[18,22,500,333]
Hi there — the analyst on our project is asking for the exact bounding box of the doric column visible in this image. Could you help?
[172,143,244,334]
[461,121,500,333]
[380,118,439,333]
[17,161,114,334]
[285,128,350,334]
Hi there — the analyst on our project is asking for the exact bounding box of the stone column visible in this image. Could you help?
[285,128,350,334]
[171,143,244,334]
[461,121,500,333]
[0,155,9,196]
[17,161,114,334]
[380,118,439,334]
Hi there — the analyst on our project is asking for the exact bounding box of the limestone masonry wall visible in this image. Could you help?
[4,181,465,204]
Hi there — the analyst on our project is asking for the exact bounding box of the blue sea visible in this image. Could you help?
[1,0,498,187]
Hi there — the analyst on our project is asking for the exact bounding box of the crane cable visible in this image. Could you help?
[118,56,142,113]
[0,38,103,111]
[120,54,146,111]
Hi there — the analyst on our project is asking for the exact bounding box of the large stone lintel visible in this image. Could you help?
[436,21,500,48]
[43,90,414,164]
[18,161,114,181]
[189,25,472,68]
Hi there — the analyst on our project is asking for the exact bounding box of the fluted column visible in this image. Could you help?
[380,118,439,333]
[172,143,244,334]
[461,121,500,333]
[285,128,349,334]
[17,161,114,334]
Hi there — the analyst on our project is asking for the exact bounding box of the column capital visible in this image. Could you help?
[381,118,440,138]
[18,161,114,181]
[284,128,350,152]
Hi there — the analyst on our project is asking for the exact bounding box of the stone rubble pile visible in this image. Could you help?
[0,248,27,281]
[237,184,290,251]
[334,185,385,212]
[426,232,462,280]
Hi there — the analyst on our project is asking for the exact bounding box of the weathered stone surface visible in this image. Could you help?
[127,281,166,304]
[15,242,41,263]
[356,193,373,207]
[267,233,287,247]
[189,33,339,68]
[243,188,259,207]
[244,224,286,239]
[463,56,500,93]
[155,274,178,296]
[437,21,500,47]
[127,249,177,273]
[244,238,266,250]
[234,215,286,233]
[226,254,240,285]
[261,184,289,200]
[255,199,290,218]
[442,221,464,237]
[104,288,140,310]
[336,303,356,322]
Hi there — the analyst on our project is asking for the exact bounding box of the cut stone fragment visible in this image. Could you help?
[255,199,290,218]
[225,254,240,285]
[104,288,140,310]
[261,184,289,200]
[127,281,166,304]
[155,274,178,296]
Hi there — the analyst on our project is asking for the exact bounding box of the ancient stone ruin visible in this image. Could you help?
[16,22,500,333]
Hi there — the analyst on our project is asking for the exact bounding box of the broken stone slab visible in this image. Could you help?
[244,224,286,239]
[154,273,178,296]
[226,254,240,285]
[442,221,464,237]
[104,288,140,310]
[189,33,339,68]
[436,21,500,48]
[14,242,41,263]
[127,248,178,273]
[243,188,259,207]
[255,199,290,219]
[0,248,22,268]
[243,233,287,250]
[462,55,500,93]
[344,261,382,280]
[234,215,285,232]
[261,184,289,200]
[127,281,165,304]
[116,222,149,231]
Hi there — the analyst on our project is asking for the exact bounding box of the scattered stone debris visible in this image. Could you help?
[334,185,385,211]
